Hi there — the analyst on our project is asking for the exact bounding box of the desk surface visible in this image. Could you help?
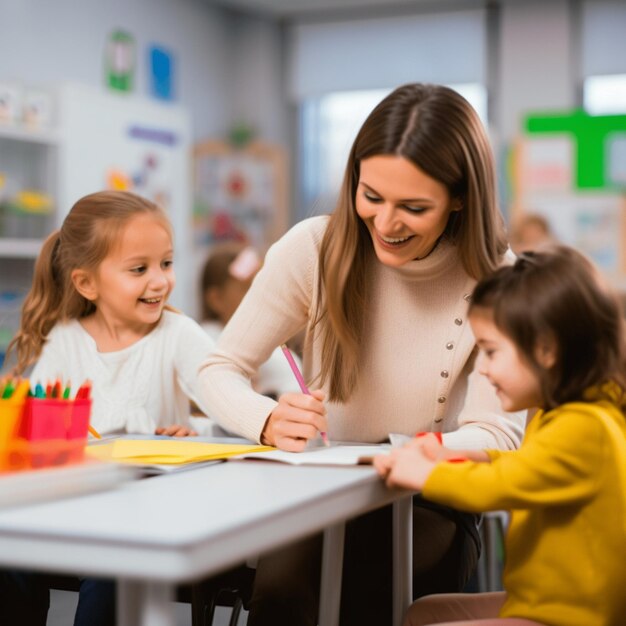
[0,460,404,583]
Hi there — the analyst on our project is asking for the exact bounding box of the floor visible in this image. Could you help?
[48,590,248,625]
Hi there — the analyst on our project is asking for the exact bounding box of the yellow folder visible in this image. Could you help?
[86,439,274,465]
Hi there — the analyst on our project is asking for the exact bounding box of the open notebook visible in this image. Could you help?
[235,444,391,466]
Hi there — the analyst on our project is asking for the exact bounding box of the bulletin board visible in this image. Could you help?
[192,139,289,253]
[510,109,626,285]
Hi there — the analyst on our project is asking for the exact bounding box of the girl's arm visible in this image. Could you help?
[411,410,608,512]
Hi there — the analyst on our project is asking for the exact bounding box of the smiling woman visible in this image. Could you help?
[198,83,524,626]
[355,155,462,266]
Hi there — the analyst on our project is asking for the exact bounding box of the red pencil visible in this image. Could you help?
[76,380,92,400]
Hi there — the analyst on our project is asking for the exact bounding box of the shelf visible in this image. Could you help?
[0,124,60,146]
[0,238,43,258]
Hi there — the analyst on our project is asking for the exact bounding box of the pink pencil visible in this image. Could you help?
[280,344,330,447]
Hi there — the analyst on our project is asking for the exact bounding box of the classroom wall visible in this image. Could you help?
[496,0,576,142]
[229,13,287,145]
[0,0,236,140]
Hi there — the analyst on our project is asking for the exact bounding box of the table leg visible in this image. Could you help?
[117,579,175,626]
[319,522,346,626]
[393,496,413,626]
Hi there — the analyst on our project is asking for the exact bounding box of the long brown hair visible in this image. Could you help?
[7,191,172,374]
[469,246,626,412]
[315,83,507,401]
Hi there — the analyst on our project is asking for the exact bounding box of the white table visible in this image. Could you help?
[0,461,413,626]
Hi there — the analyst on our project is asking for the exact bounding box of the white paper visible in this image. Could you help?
[236,444,390,466]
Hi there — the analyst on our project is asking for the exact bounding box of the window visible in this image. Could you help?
[583,73,626,115]
[297,84,488,221]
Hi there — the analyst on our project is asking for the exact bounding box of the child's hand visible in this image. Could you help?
[375,446,437,491]
[407,434,458,462]
[155,424,198,437]
[260,390,327,452]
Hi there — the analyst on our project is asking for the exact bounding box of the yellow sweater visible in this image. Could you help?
[423,393,626,626]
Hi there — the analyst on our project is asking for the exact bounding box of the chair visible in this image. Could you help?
[48,567,255,626]
[182,564,256,626]
[476,510,508,592]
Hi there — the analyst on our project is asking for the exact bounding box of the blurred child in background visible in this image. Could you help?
[375,246,626,626]
[509,213,555,255]
[200,242,302,401]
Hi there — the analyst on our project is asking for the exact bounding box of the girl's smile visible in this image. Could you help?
[76,213,175,350]
[470,309,545,412]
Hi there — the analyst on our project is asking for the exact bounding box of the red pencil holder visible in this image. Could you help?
[19,399,72,441]
[12,397,92,468]
[68,399,91,440]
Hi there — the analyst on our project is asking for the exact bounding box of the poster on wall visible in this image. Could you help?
[193,140,288,255]
[58,83,192,311]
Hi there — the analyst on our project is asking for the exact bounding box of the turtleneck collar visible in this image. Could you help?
[373,236,462,281]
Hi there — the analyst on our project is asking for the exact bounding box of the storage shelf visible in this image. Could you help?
[0,124,60,145]
[0,238,43,258]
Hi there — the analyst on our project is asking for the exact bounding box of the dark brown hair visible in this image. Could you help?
[469,246,626,411]
[7,191,172,373]
[200,242,248,321]
[314,83,507,401]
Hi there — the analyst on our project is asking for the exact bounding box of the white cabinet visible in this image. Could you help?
[0,126,57,257]
[0,124,58,365]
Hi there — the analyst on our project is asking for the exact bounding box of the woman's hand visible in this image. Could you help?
[155,424,198,437]
[374,445,437,491]
[261,390,327,452]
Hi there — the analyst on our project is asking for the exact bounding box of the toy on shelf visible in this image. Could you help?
[0,188,54,239]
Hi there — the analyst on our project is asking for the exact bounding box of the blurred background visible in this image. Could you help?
[0,0,625,366]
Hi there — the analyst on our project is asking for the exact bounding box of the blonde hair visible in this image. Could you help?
[7,191,172,374]
[314,83,508,402]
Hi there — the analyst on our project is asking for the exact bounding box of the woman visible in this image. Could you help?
[198,83,525,626]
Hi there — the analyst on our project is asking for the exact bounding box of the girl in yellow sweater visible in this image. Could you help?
[375,245,626,626]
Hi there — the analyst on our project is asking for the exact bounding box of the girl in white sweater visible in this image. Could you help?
[8,190,215,436]
[198,84,525,626]
[1,190,215,626]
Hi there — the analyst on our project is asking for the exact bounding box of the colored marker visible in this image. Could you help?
[12,379,30,401]
[1,379,15,399]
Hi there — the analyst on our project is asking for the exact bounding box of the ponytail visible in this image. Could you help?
[7,231,69,373]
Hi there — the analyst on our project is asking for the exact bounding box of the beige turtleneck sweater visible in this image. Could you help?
[198,216,525,449]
